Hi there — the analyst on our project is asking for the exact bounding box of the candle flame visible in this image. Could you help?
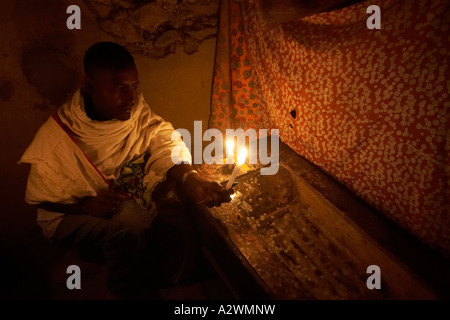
[226,139,234,155]
[237,148,246,165]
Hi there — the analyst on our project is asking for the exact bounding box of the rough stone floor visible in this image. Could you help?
[0,225,235,301]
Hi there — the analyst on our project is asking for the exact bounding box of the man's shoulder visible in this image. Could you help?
[20,115,69,163]
[32,115,65,142]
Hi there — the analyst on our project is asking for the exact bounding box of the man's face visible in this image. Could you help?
[87,65,139,121]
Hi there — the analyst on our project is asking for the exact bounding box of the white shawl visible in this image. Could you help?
[20,90,191,238]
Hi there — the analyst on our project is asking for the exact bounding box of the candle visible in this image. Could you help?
[226,148,246,190]
[226,139,234,169]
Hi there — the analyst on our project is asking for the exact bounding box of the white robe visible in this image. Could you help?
[19,90,191,239]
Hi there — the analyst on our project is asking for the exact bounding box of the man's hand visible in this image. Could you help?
[79,183,131,218]
[183,173,234,208]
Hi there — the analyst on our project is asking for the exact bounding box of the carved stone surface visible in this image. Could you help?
[193,141,448,299]
[83,0,219,58]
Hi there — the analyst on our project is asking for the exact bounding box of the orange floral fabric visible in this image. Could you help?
[210,0,449,258]
[209,0,272,131]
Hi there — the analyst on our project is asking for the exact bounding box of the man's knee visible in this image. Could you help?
[108,201,146,241]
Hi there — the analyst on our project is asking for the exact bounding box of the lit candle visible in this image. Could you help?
[226,139,234,169]
[226,148,246,190]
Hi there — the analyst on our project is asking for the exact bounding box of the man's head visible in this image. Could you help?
[83,42,139,121]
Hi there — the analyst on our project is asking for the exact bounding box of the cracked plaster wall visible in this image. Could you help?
[84,0,219,58]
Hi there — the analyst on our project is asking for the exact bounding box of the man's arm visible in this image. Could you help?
[37,201,87,215]
[140,105,233,207]
[167,163,233,207]
[36,185,131,219]
[167,163,195,183]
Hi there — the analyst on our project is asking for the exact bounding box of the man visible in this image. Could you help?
[20,42,233,297]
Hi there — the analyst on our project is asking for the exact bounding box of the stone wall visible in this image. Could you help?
[84,0,219,58]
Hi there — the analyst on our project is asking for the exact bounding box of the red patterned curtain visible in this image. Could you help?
[210,0,449,258]
[209,0,273,132]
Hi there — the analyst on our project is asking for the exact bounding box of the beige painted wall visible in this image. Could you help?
[136,39,216,135]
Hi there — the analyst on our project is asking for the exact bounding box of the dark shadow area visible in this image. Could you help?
[21,47,80,107]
